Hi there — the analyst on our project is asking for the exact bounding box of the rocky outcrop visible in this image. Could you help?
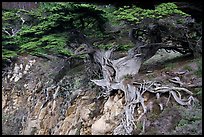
[2,55,125,135]
[2,54,202,135]
[2,55,89,135]
[91,94,124,135]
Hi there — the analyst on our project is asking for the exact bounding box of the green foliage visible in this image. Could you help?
[2,49,18,60]
[2,2,108,62]
[2,34,19,61]
[112,3,190,24]
[97,44,113,50]
[97,5,120,26]
[19,33,73,56]
[2,10,19,28]
[96,43,133,51]
[117,44,134,51]
[2,2,191,64]
[2,9,36,62]
[32,2,107,36]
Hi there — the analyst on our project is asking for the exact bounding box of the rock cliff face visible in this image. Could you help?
[2,55,126,135]
[2,54,202,135]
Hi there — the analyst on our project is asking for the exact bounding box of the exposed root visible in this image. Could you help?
[111,80,195,135]
[93,78,195,135]
[89,49,195,135]
[70,22,200,135]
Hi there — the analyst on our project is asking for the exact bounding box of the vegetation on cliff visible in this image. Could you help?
[3,2,200,67]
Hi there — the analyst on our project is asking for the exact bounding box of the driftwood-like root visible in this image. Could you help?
[73,30,195,135]
[112,81,194,135]
[89,48,195,135]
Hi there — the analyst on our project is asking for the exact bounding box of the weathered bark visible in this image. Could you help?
[73,30,195,135]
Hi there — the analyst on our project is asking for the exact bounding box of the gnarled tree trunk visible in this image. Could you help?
[73,30,195,135]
